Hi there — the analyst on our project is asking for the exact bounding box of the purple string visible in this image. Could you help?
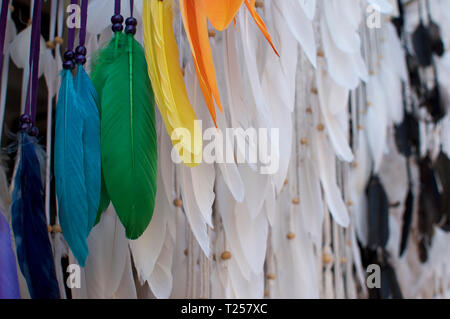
[115,0,120,15]
[79,0,88,47]
[24,0,42,125]
[0,0,9,76]
[130,0,133,17]
[67,0,78,52]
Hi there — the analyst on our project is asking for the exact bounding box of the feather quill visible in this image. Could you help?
[11,133,60,299]
[143,0,202,166]
[91,32,157,239]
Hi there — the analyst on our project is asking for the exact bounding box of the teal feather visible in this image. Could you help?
[74,65,101,232]
[54,69,88,266]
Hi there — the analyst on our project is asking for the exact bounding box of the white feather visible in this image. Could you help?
[275,0,317,68]
[312,129,350,227]
[316,62,354,162]
[83,205,129,299]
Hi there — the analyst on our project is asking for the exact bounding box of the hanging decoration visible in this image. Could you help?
[91,0,157,240]
[10,0,59,299]
[0,0,448,300]
[143,0,202,167]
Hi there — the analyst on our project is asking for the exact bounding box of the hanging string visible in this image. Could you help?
[20,0,41,133]
[0,0,10,75]
[61,0,77,71]
[73,0,88,65]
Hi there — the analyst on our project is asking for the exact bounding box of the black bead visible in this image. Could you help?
[63,59,75,70]
[63,50,75,61]
[75,45,87,56]
[19,114,31,124]
[111,14,124,24]
[125,25,136,35]
[112,22,124,32]
[29,126,39,137]
[75,54,86,65]
[125,17,137,26]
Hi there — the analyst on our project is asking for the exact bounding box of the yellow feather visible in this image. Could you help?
[143,0,202,167]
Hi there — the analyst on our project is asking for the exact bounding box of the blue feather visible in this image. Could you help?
[0,209,21,299]
[11,133,60,299]
[54,69,89,266]
[74,65,101,232]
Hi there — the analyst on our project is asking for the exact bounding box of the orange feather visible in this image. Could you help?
[180,0,223,127]
[245,0,280,57]
[200,0,244,31]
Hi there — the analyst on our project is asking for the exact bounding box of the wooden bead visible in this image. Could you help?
[221,251,232,260]
[291,198,300,205]
[286,232,296,240]
[322,251,334,264]
[53,225,62,233]
[174,198,183,207]
[311,87,318,95]
[266,273,275,280]
[340,257,347,264]
[347,200,354,207]
[46,41,55,49]
[316,123,325,131]
[184,248,188,256]
[47,225,52,232]
[317,50,324,57]
[284,179,288,185]
[208,30,216,38]
[54,37,64,45]
[300,138,308,145]
[306,107,313,114]
[255,0,264,8]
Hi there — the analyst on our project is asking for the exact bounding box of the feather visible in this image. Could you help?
[298,159,324,246]
[316,62,354,162]
[312,129,350,227]
[275,0,316,68]
[180,164,210,256]
[365,75,388,173]
[84,205,129,298]
[399,188,413,256]
[180,0,223,126]
[0,209,20,299]
[234,200,269,275]
[320,13,368,90]
[11,133,60,299]
[129,173,169,285]
[54,67,98,266]
[366,175,389,249]
[200,0,244,31]
[143,0,202,166]
[74,65,101,232]
[244,0,279,56]
[148,229,175,299]
[91,32,157,239]
[185,62,245,203]
[298,0,316,20]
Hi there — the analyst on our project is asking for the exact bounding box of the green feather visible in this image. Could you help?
[91,32,157,239]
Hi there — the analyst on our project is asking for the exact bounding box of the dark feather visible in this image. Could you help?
[412,23,433,67]
[11,133,59,299]
[399,188,414,256]
[366,175,390,249]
